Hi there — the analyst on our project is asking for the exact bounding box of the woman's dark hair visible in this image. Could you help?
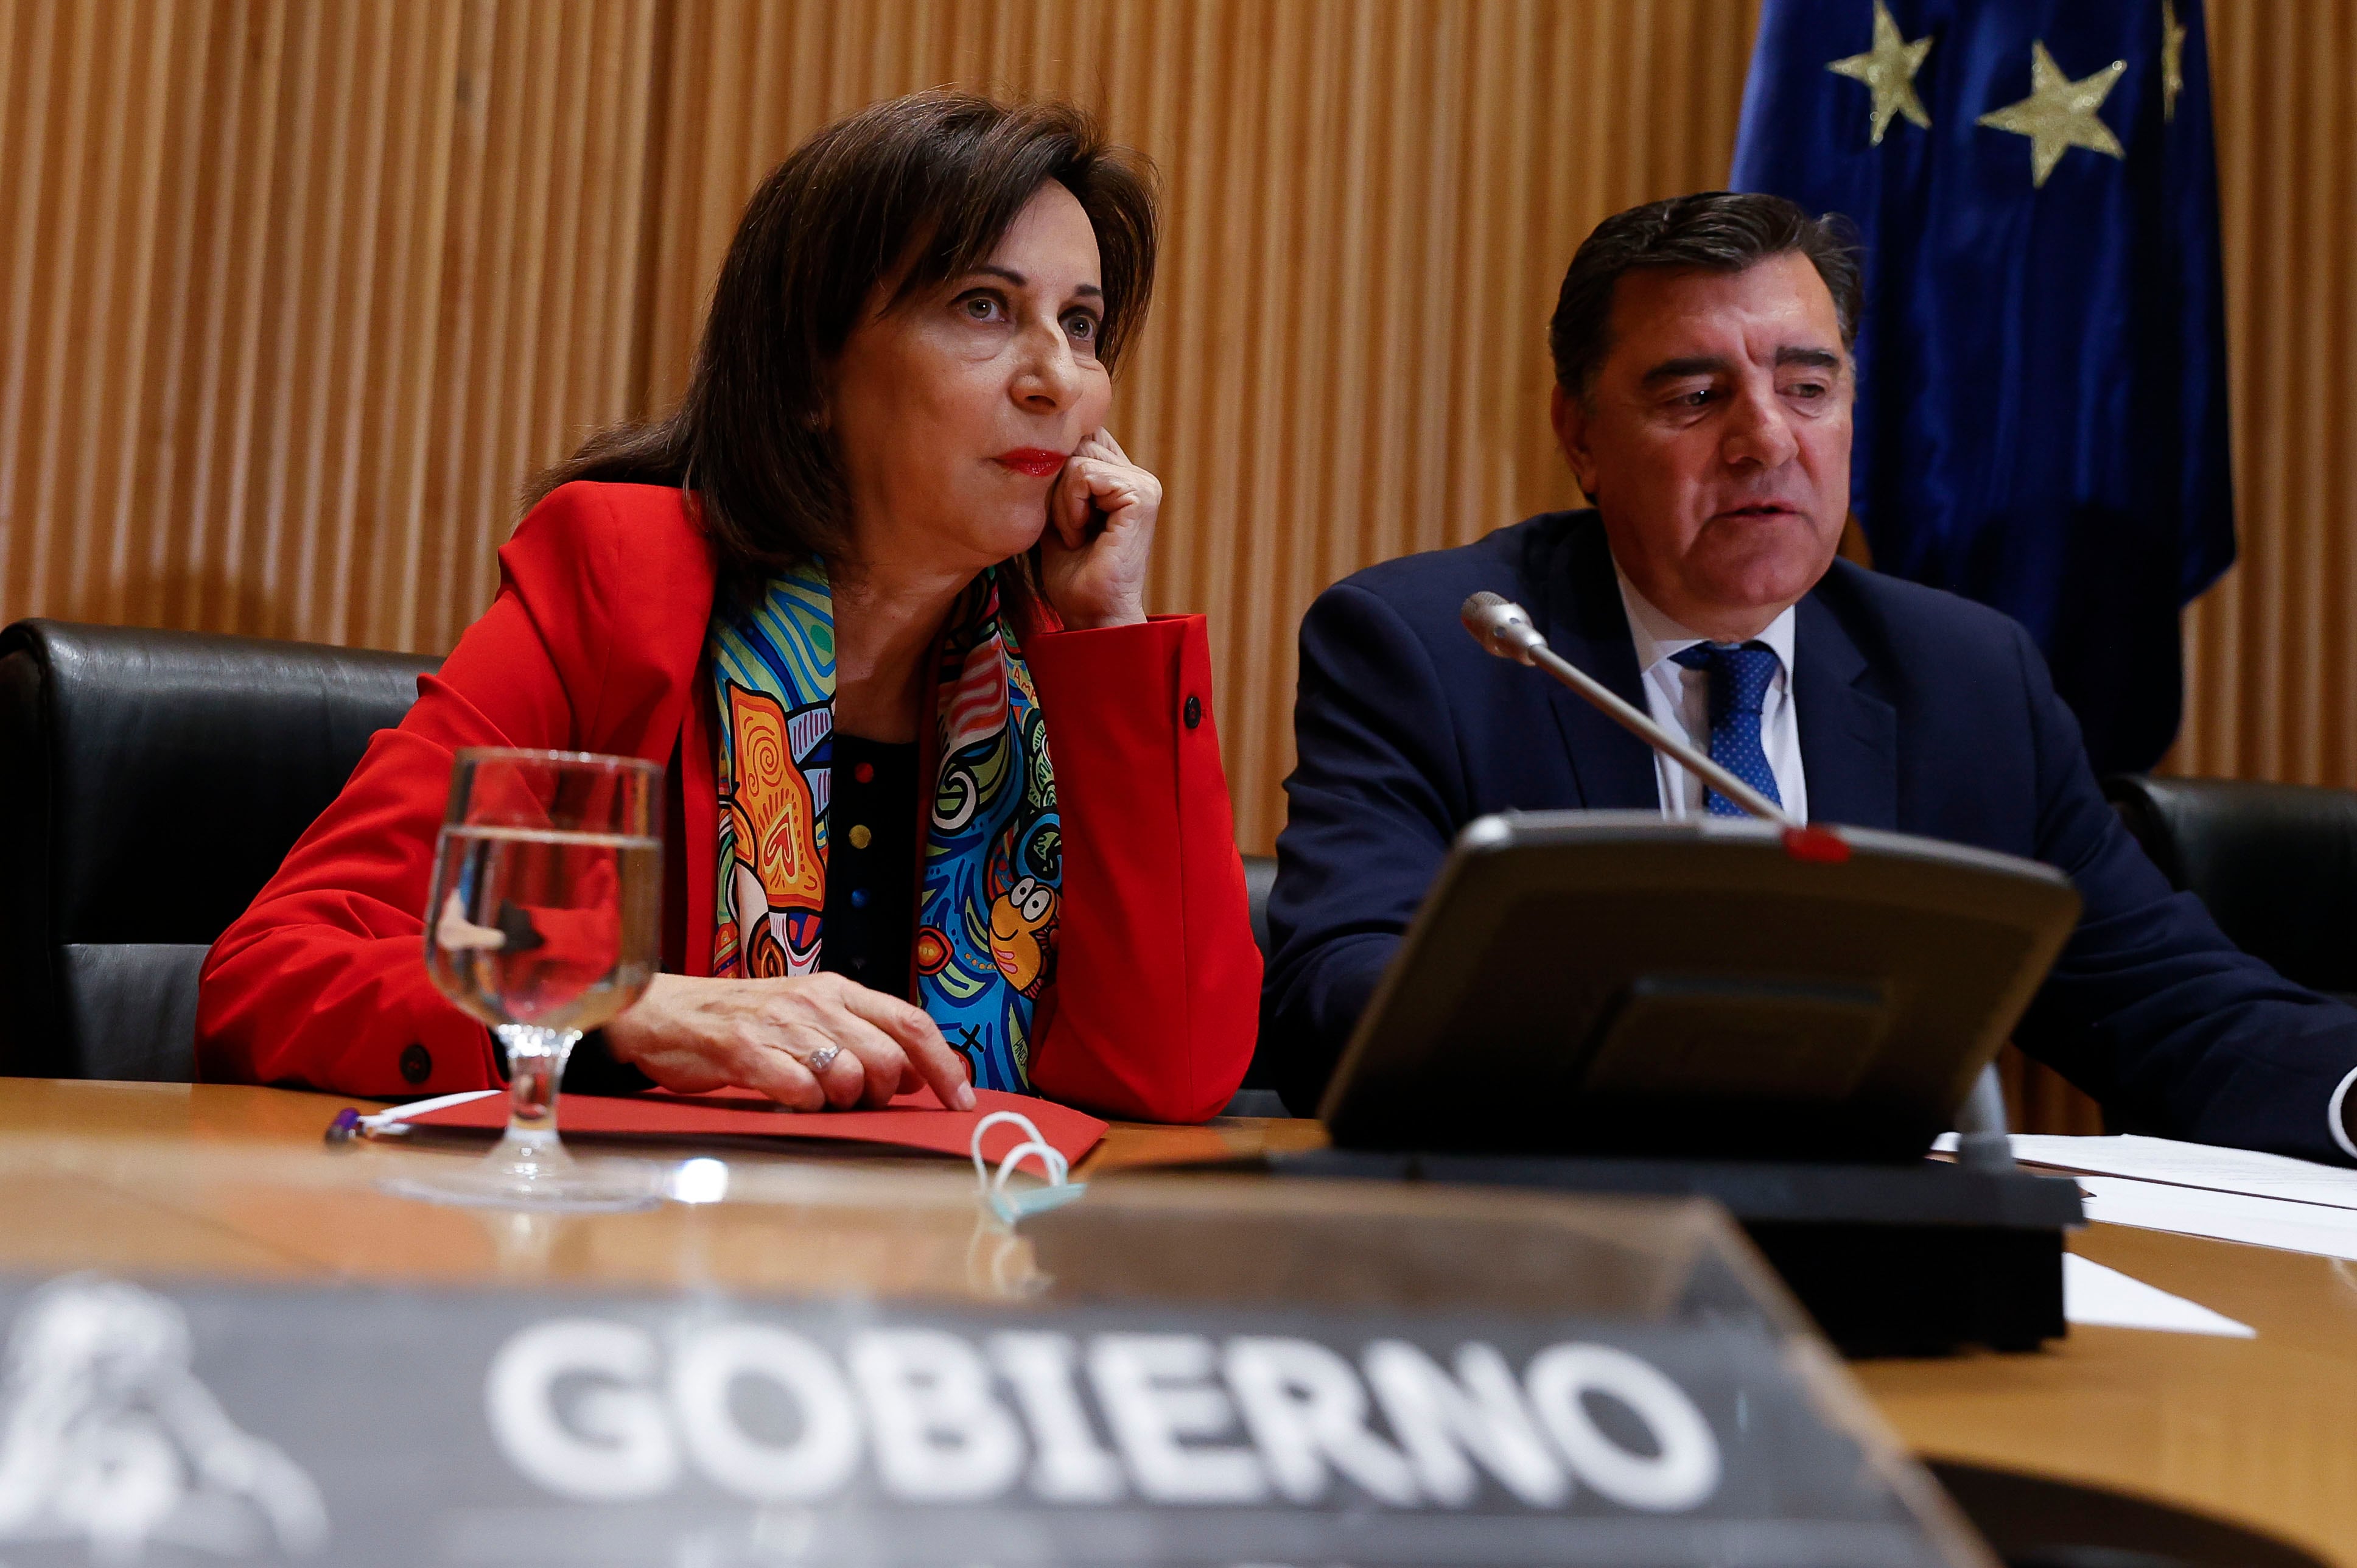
[529,90,1159,589]
[1548,192,1863,402]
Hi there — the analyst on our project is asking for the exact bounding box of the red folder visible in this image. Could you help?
[399,1085,1107,1166]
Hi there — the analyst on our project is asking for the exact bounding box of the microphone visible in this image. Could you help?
[1460,590,1798,828]
[1460,590,1547,663]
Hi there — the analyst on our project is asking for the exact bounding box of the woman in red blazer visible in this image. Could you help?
[197,92,1260,1124]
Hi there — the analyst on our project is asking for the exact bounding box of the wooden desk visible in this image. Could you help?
[1,1080,2349,1564]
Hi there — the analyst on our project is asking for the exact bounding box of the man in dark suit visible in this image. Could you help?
[1265,192,2357,1164]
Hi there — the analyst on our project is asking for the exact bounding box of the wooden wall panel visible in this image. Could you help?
[642,0,1761,851]
[0,0,657,657]
[3,0,2349,836]
[2172,0,2357,791]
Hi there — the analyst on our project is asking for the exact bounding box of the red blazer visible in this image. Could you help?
[197,482,1261,1122]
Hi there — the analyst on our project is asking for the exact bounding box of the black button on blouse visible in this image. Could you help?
[819,733,920,1001]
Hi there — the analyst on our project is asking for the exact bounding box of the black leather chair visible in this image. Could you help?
[0,619,437,1080]
[1241,852,1277,962]
[2103,773,2357,1003]
[1224,853,1287,1115]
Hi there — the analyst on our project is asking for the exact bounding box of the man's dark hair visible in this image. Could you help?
[1547,192,1863,401]
[530,90,1158,600]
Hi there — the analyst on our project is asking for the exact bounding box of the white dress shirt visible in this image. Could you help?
[1614,570,1808,824]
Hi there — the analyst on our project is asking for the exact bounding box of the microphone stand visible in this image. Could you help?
[1460,590,1796,827]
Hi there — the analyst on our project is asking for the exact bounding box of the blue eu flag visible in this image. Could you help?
[1732,0,2233,773]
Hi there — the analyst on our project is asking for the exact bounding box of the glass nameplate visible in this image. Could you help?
[0,1139,1992,1565]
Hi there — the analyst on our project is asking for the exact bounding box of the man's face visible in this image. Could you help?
[1552,253,1853,641]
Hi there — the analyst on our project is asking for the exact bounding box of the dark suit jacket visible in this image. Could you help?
[1266,509,2357,1163]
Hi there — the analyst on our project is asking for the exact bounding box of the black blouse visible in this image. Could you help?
[565,731,922,1093]
[818,733,920,1001]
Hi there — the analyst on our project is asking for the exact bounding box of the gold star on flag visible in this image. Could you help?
[1826,1,1934,145]
[1976,40,2127,188]
[2161,0,2188,122]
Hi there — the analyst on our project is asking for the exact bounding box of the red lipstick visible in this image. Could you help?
[995,448,1068,478]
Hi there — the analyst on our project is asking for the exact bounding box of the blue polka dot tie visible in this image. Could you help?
[1669,642,1784,817]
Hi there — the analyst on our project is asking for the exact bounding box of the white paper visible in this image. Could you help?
[2073,1175,2357,1262]
[1930,1130,2357,1261]
[1931,1129,2357,1208]
[2062,1254,2255,1337]
[1994,1132,2357,1212]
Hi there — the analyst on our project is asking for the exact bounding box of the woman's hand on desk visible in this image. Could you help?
[600,973,976,1112]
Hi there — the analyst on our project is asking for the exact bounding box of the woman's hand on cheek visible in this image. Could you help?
[600,972,976,1111]
[1040,429,1158,629]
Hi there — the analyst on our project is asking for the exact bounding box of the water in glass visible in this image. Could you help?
[385,749,665,1213]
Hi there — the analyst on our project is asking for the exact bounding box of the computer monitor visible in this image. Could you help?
[1317,812,2082,1163]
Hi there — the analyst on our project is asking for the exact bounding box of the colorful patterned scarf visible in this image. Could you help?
[707,560,1061,1094]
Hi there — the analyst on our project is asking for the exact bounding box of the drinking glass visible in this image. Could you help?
[386,747,664,1212]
